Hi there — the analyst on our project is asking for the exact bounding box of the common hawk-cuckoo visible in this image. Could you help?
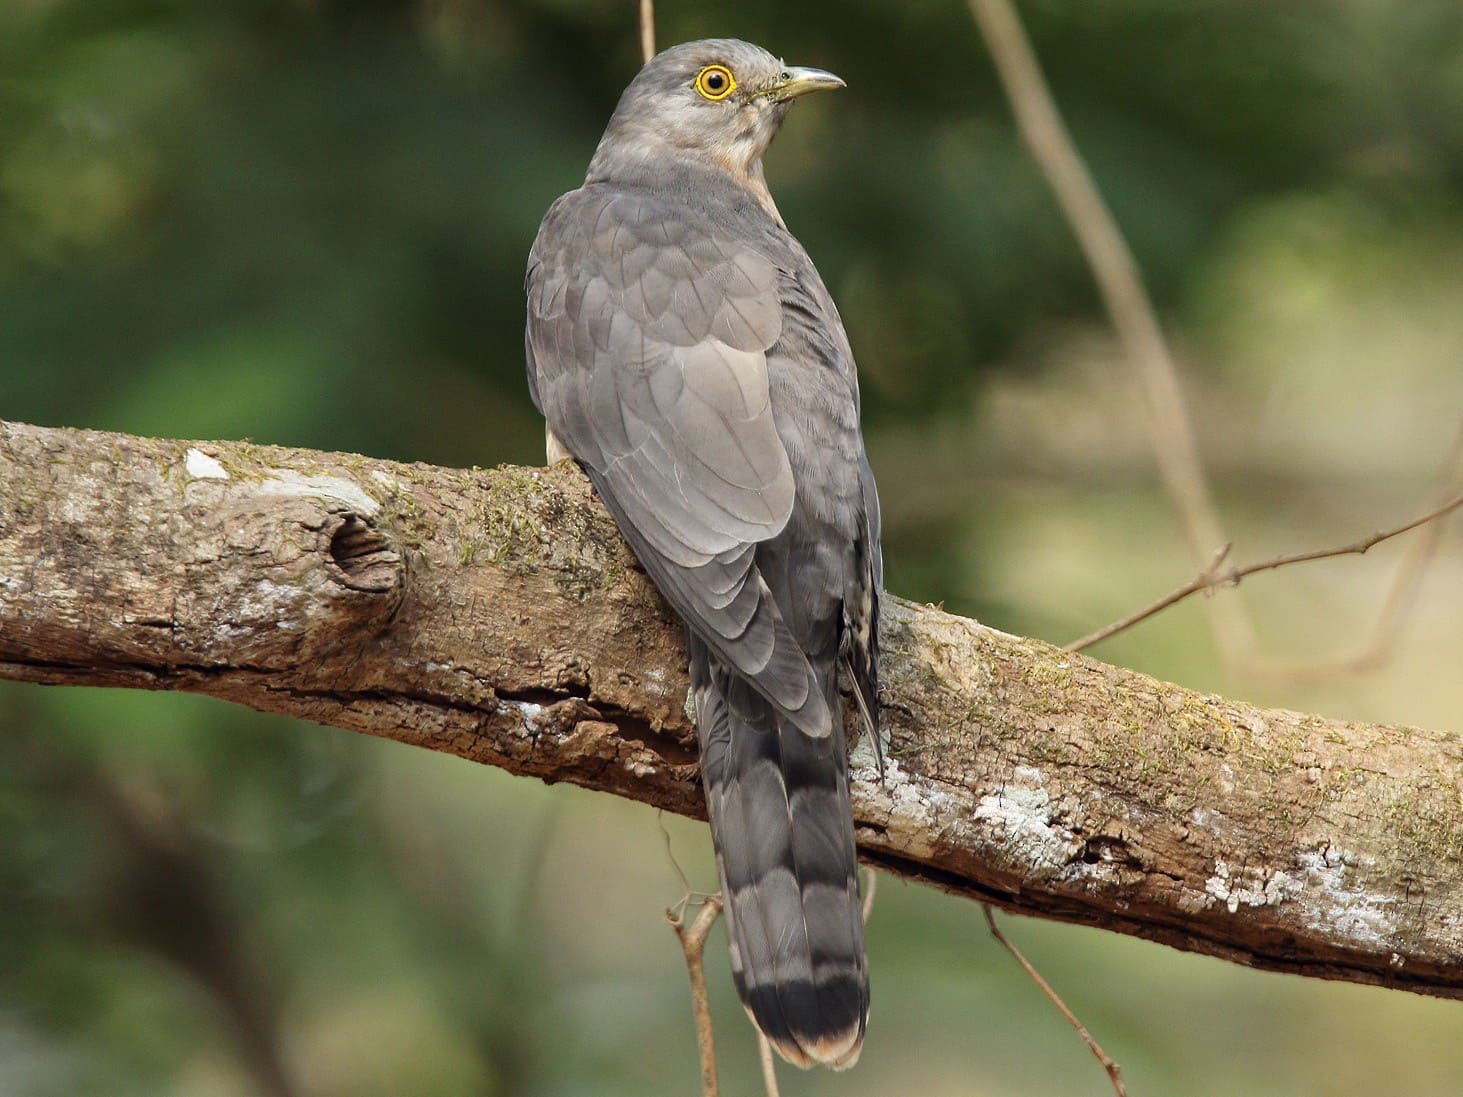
[525,38,882,1070]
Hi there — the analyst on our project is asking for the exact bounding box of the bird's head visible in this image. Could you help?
[586,38,844,194]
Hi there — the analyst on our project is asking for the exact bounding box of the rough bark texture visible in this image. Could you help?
[3,418,1462,999]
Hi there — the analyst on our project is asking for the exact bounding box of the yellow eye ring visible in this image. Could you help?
[694,64,737,102]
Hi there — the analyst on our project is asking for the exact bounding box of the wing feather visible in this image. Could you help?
[528,170,880,1067]
[527,186,827,732]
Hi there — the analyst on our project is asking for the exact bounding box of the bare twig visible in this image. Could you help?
[757,1032,782,1097]
[659,817,719,929]
[669,895,724,1097]
[967,0,1461,682]
[638,0,655,64]
[1257,423,1463,680]
[964,0,1248,653]
[1067,490,1463,653]
[862,866,878,925]
[983,905,1127,1097]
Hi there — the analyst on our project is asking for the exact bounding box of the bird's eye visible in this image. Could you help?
[694,64,737,102]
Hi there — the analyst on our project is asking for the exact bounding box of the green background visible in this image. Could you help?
[3,1,1462,1094]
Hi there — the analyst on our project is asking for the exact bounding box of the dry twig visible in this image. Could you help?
[1066,490,1463,653]
[757,1032,782,1097]
[983,905,1128,1097]
[658,810,719,910]
[669,895,725,1097]
[638,0,655,64]
[1253,423,1463,680]
[967,0,1459,681]
[964,0,1247,651]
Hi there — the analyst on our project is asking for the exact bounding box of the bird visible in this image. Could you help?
[524,38,881,1070]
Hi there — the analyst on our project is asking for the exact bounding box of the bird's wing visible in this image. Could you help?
[526,186,830,734]
[767,256,884,760]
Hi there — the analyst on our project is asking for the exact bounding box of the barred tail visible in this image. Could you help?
[689,637,868,1070]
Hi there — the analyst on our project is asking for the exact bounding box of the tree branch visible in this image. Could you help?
[983,905,1127,1097]
[1066,490,1463,653]
[965,0,1236,577]
[5,418,1463,1001]
[967,0,1460,681]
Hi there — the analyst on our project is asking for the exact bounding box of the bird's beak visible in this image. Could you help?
[764,66,846,102]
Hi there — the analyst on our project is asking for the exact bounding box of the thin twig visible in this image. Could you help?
[964,0,1250,655]
[1066,490,1463,653]
[983,905,1128,1097]
[862,865,878,925]
[757,1032,782,1097]
[659,812,718,924]
[1065,544,1231,652]
[969,0,1461,680]
[1255,422,1463,681]
[658,810,692,895]
[638,0,655,64]
[669,895,724,1097]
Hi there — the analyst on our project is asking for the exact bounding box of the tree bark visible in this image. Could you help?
[3,417,1461,999]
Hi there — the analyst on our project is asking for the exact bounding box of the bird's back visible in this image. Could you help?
[525,41,880,1068]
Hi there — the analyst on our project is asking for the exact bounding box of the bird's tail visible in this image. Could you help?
[689,637,868,1070]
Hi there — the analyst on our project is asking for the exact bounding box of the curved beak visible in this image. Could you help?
[764,65,846,102]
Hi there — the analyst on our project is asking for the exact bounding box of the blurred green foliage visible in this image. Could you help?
[2,1,1462,1094]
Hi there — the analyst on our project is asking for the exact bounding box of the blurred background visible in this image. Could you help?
[2,0,1462,1094]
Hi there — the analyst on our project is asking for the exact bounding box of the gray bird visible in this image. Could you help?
[525,38,881,1070]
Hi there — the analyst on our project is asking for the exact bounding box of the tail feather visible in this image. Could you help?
[690,637,868,1070]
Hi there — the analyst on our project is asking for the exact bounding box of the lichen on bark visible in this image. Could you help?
[4,417,1463,1000]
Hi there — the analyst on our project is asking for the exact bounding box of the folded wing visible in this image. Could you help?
[526,187,830,734]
